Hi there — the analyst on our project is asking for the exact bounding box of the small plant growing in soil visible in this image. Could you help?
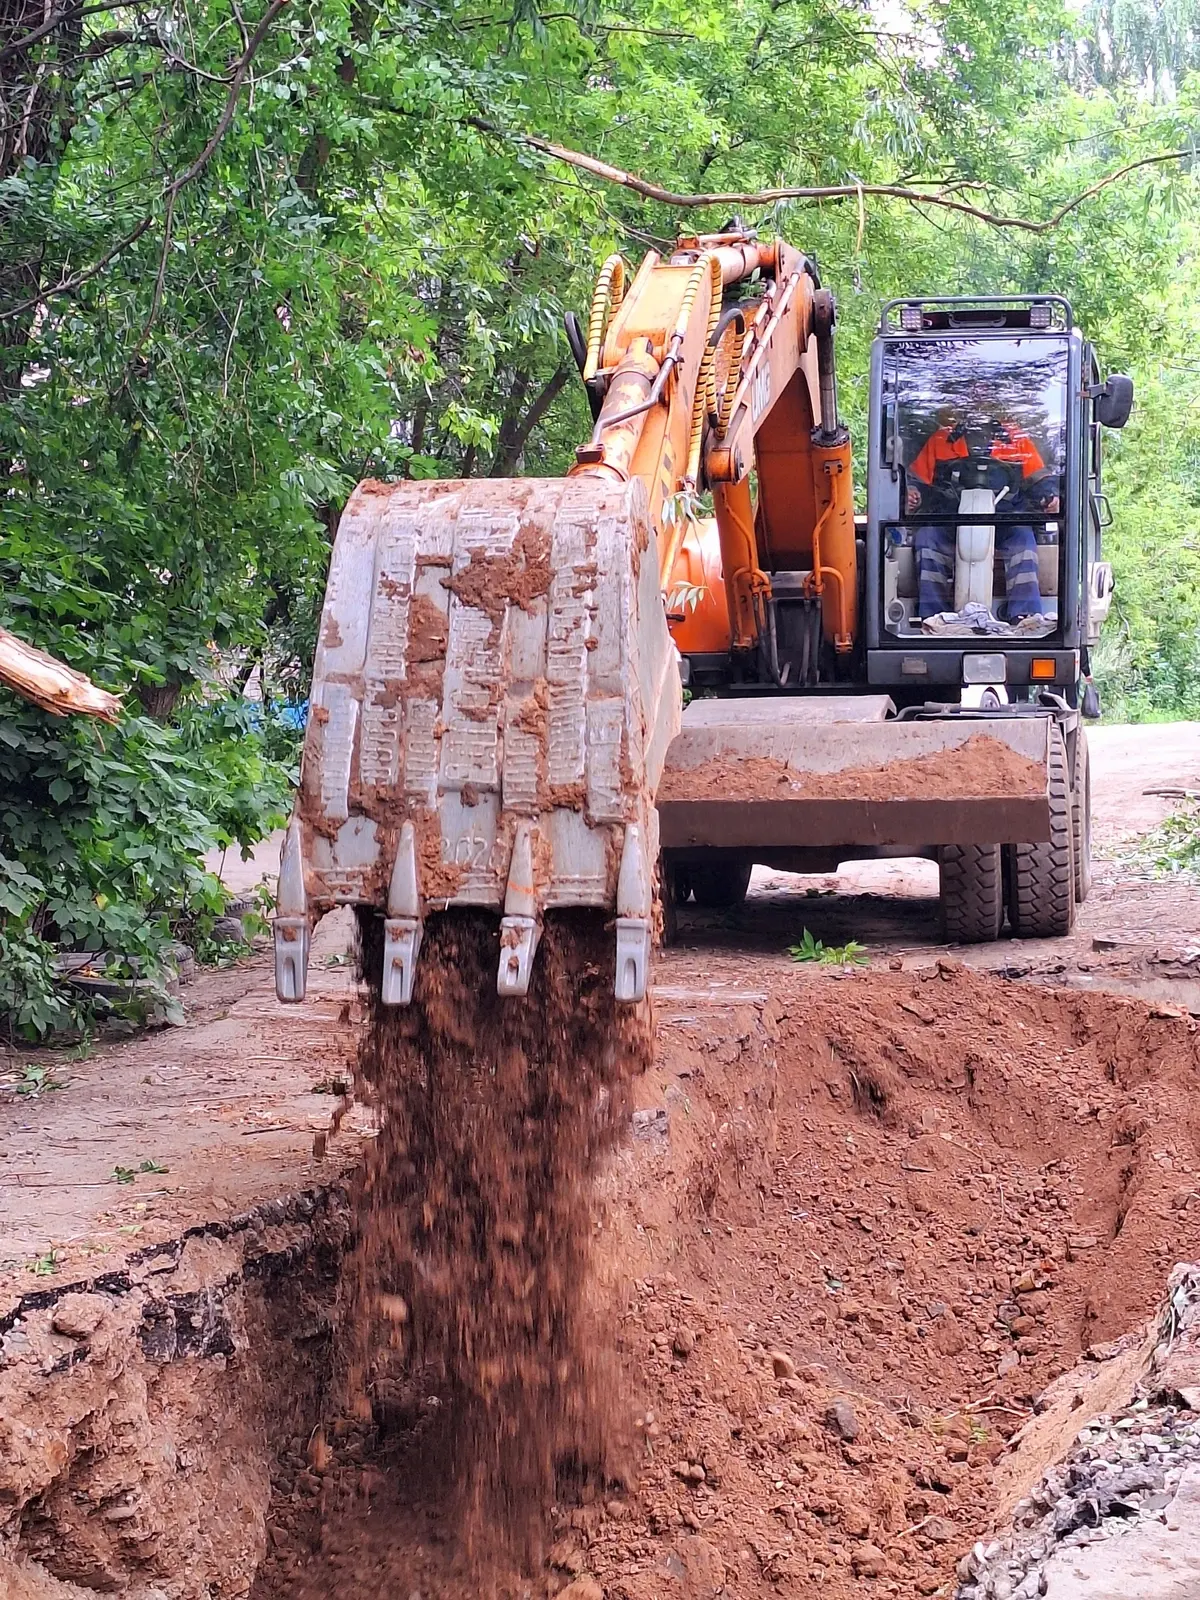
[789,928,869,967]
[113,1159,169,1183]
[1115,799,1200,880]
[312,1075,350,1095]
[27,1248,61,1276]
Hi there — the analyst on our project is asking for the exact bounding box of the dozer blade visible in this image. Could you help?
[274,477,681,1006]
[658,698,1052,854]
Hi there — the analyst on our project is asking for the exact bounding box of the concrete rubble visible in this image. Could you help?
[956,1263,1200,1600]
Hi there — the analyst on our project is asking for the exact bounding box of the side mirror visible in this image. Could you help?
[1097,374,1134,430]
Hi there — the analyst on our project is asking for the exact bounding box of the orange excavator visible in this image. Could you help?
[275,226,1130,1002]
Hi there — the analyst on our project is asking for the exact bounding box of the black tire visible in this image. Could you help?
[660,860,690,947]
[689,860,752,908]
[939,844,1004,943]
[1005,725,1076,937]
[668,863,693,906]
[1072,728,1093,903]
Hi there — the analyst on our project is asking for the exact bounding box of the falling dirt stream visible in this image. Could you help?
[255,908,652,1597]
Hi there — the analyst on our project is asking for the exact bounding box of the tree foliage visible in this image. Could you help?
[1,0,1199,1032]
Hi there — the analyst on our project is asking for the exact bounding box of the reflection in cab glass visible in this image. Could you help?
[882,337,1067,641]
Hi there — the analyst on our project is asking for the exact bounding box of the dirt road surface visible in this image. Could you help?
[4,721,1200,1600]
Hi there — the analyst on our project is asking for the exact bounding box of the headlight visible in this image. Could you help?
[962,653,1007,684]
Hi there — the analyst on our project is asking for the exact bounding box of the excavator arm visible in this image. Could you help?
[276,227,852,1006]
[574,232,858,674]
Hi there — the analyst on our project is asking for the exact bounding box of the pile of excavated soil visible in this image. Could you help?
[658,735,1046,804]
[256,961,1200,1600]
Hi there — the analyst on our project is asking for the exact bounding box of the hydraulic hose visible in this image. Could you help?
[682,253,724,485]
[582,254,627,382]
[714,312,746,438]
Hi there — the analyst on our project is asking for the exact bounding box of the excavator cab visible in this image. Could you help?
[865,298,1132,705]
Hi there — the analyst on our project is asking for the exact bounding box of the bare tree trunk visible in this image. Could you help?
[489,364,571,477]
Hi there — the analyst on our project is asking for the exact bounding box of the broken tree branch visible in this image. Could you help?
[468,119,1192,233]
[0,628,122,721]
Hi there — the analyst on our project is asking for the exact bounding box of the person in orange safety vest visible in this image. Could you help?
[905,410,1060,621]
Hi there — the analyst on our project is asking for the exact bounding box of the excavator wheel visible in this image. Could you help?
[660,862,692,948]
[939,844,1004,943]
[1004,724,1076,938]
[667,863,693,906]
[1072,728,1092,903]
[689,860,752,908]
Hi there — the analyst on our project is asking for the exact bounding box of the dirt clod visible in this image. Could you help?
[557,1579,603,1600]
[852,1542,888,1578]
[49,1293,108,1339]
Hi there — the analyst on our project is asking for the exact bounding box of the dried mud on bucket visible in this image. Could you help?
[345,909,650,1572]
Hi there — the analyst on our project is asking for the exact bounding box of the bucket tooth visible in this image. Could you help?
[498,820,541,997]
[274,819,311,1003]
[382,821,423,1006]
[614,821,651,1004]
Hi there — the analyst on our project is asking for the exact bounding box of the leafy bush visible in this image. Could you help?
[1111,802,1200,880]
[176,697,300,858]
[0,922,77,1040]
[0,691,298,1042]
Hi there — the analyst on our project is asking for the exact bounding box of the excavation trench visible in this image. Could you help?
[5,958,1200,1600]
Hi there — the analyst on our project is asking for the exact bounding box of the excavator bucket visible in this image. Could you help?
[274,476,681,1006]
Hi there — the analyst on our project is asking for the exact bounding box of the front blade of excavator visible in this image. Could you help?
[274,477,681,1006]
[657,698,1053,855]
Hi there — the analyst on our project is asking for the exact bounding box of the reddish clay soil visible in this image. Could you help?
[254,958,1200,1600]
[658,735,1046,805]
[445,520,552,622]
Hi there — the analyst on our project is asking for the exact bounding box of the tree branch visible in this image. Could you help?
[0,1,135,66]
[160,0,290,198]
[0,0,291,325]
[0,627,121,721]
[469,119,1192,233]
[489,363,571,475]
[455,10,694,35]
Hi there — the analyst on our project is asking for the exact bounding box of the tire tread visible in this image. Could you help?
[1006,725,1076,937]
[940,843,1004,943]
[1072,729,1092,903]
